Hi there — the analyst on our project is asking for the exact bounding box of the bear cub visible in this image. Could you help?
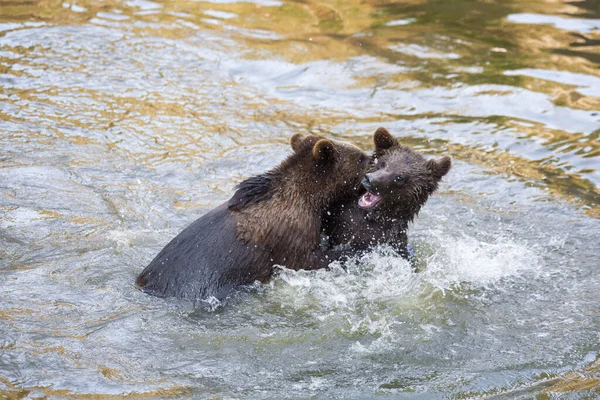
[136,133,369,302]
[323,127,451,259]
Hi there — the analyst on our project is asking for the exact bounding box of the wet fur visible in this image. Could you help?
[136,135,368,301]
[323,128,451,259]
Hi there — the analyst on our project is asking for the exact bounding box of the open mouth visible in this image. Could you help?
[358,191,382,209]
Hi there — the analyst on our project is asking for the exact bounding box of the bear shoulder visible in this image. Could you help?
[228,173,275,211]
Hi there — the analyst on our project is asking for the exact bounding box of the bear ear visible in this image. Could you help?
[373,127,398,151]
[427,155,452,179]
[312,139,337,163]
[290,133,319,153]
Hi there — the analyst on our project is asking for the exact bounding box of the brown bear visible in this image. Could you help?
[322,127,451,259]
[136,133,369,301]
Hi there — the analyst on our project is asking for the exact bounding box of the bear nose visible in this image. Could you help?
[362,174,374,192]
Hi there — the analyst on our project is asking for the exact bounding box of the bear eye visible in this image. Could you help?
[395,176,406,185]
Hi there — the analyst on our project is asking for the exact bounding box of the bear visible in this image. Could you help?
[136,133,370,302]
[322,127,451,260]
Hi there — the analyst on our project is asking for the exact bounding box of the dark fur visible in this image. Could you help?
[323,127,451,259]
[229,173,274,210]
[136,134,369,301]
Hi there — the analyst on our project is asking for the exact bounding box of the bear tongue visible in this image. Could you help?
[358,191,382,209]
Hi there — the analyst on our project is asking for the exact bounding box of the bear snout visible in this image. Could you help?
[363,171,390,194]
[362,174,376,193]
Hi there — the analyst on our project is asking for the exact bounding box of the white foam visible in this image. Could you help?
[274,233,539,306]
[273,247,415,313]
[268,232,542,351]
[421,230,542,292]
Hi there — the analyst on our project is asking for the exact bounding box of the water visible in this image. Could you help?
[1,0,599,398]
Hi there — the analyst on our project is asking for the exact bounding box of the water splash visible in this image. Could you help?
[420,229,542,293]
[262,231,542,356]
[272,231,540,309]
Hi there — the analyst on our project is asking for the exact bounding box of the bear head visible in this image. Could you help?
[229,133,370,211]
[289,133,370,202]
[358,127,451,219]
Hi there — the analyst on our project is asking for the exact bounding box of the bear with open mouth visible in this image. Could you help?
[322,127,452,260]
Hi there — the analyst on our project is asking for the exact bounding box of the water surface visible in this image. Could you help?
[1,0,599,398]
